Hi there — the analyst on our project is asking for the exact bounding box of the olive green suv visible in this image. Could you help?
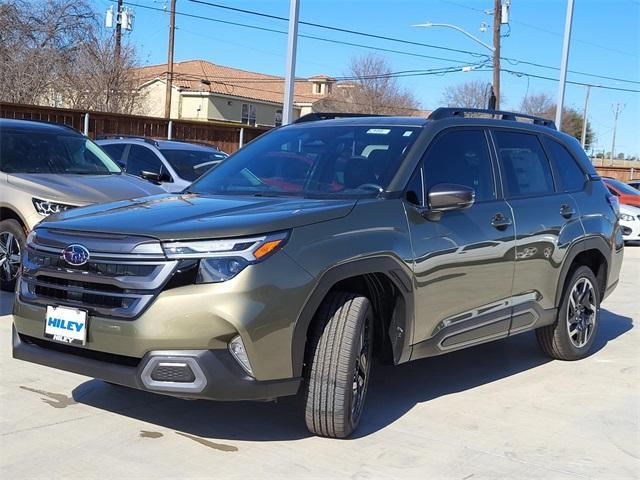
[12,109,623,438]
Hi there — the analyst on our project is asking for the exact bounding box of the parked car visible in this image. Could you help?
[13,108,623,438]
[619,203,640,244]
[0,119,164,291]
[627,179,640,190]
[603,177,640,207]
[96,137,228,192]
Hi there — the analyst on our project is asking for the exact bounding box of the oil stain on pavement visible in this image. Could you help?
[139,430,164,439]
[19,386,77,408]
[175,432,238,452]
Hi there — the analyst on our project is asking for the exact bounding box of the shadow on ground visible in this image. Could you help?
[73,308,633,441]
[0,291,14,316]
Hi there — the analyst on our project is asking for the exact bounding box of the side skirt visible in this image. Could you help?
[409,301,557,361]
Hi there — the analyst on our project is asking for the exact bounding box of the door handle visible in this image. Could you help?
[491,213,512,230]
[560,204,576,219]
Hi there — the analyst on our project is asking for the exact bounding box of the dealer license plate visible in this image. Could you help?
[44,305,88,345]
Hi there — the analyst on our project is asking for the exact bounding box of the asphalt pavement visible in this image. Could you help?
[0,247,638,479]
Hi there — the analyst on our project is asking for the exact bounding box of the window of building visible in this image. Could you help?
[241,103,256,125]
[421,129,496,202]
[494,131,555,198]
[313,83,322,94]
[275,109,283,127]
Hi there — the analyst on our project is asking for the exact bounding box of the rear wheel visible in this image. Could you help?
[0,220,26,292]
[536,265,600,360]
[304,292,373,438]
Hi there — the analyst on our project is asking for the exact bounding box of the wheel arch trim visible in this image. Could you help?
[290,255,414,377]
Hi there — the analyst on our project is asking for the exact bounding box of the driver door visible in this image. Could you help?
[406,128,516,354]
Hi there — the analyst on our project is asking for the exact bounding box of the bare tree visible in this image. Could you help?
[520,92,554,116]
[0,0,143,114]
[441,80,493,109]
[314,54,421,115]
[519,91,594,148]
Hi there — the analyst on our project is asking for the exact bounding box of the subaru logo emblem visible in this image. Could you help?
[62,244,90,266]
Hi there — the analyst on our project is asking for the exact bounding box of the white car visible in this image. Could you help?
[619,203,640,244]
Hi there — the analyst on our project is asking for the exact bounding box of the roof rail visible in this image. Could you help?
[428,107,556,129]
[293,112,386,124]
[95,135,160,146]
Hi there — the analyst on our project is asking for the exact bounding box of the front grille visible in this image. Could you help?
[20,229,178,319]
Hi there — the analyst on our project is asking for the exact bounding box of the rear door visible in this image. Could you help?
[491,129,584,333]
[407,128,516,352]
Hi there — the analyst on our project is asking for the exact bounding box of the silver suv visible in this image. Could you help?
[0,119,164,291]
[96,137,228,192]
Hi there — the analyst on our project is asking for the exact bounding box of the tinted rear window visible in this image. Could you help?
[494,131,554,198]
[543,137,586,192]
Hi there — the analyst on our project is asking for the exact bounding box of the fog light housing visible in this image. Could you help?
[229,335,253,376]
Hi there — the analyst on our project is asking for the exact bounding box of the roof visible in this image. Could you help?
[288,116,430,127]
[0,118,81,135]
[133,60,331,105]
[96,137,223,151]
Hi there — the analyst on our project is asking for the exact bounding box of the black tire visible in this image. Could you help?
[304,292,373,438]
[536,265,600,360]
[0,219,26,292]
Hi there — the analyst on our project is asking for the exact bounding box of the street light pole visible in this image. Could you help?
[555,0,575,130]
[282,0,300,125]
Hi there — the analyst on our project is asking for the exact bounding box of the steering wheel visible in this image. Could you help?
[356,183,384,193]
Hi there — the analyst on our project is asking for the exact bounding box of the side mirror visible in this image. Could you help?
[428,183,476,211]
[140,170,172,183]
[140,170,162,183]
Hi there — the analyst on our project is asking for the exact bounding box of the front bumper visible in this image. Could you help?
[12,326,301,401]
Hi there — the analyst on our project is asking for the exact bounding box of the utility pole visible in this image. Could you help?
[555,0,575,130]
[492,0,501,110]
[610,103,624,165]
[282,0,300,125]
[164,0,177,119]
[114,0,123,64]
[580,85,591,148]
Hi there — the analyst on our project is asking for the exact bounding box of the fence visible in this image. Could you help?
[594,165,637,182]
[0,102,270,153]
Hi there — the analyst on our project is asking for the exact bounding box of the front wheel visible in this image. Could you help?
[536,265,600,360]
[0,219,26,292]
[304,292,373,438]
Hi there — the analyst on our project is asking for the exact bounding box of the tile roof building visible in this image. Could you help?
[134,60,335,126]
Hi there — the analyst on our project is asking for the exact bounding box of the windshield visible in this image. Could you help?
[607,178,640,196]
[188,124,420,197]
[0,130,121,175]
[160,148,228,182]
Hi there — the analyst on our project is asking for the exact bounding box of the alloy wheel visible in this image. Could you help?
[351,318,371,422]
[0,231,21,283]
[566,277,597,348]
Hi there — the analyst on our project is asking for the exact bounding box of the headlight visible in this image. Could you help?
[619,213,634,221]
[162,231,289,283]
[32,198,75,216]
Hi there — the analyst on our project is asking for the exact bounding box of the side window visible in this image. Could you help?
[494,131,554,198]
[126,145,163,177]
[543,137,586,192]
[100,144,126,164]
[422,129,496,202]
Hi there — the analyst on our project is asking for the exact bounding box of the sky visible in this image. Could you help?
[94,0,640,157]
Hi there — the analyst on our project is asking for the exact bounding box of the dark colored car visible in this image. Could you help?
[603,177,640,207]
[627,179,640,191]
[12,108,623,438]
[96,137,228,192]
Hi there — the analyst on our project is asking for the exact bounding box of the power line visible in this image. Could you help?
[442,0,638,58]
[120,1,488,65]
[183,0,640,85]
[496,69,640,93]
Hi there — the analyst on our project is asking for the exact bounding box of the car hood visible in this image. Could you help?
[620,203,640,215]
[37,193,357,240]
[8,173,164,206]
